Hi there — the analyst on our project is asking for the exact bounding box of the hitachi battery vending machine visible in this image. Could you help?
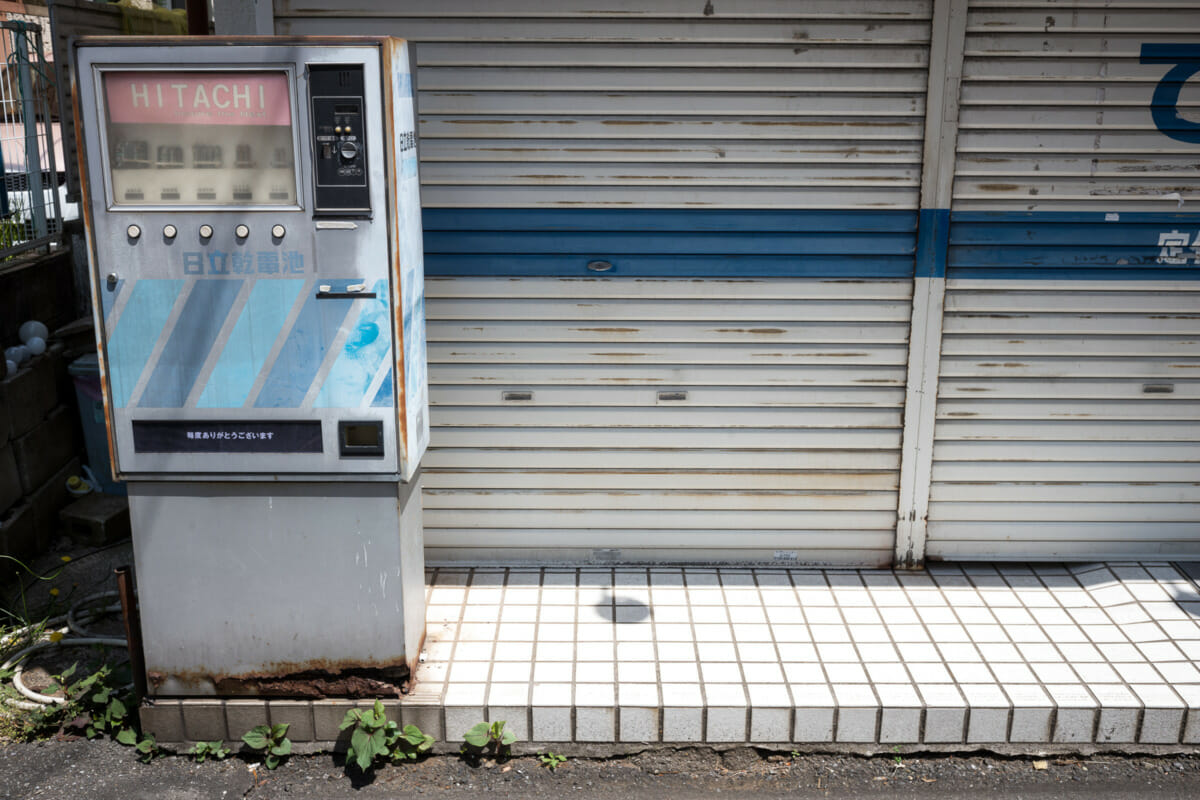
[73,37,428,695]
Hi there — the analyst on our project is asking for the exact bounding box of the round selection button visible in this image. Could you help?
[271,224,286,239]
[126,224,141,240]
[163,224,177,239]
[235,224,250,239]
[199,224,214,239]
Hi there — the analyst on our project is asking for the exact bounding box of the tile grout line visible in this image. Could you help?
[752,566,796,745]
[1029,566,1103,743]
[935,563,1000,744]
[791,567,838,744]
[1147,564,1197,743]
[717,568,753,744]
[1073,564,1159,744]
[448,566,476,738]
[607,568,619,744]
[849,568,885,744]
[642,566,663,744]
[650,567,686,743]
[1118,563,1188,744]
[900,566,964,744]
[868,565,928,744]
[1048,565,1142,743]
[824,568,880,744]
[969,564,1046,743]
[530,566,546,741]
[996,565,1068,744]
[682,568,710,745]
[567,566,581,745]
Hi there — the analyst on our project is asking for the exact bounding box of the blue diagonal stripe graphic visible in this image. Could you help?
[106,279,184,409]
[197,279,305,408]
[138,279,244,408]
[371,368,393,408]
[255,280,357,408]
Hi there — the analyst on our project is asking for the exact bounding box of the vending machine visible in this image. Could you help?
[73,37,428,696]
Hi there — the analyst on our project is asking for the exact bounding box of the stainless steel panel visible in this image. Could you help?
[130,477,425,695]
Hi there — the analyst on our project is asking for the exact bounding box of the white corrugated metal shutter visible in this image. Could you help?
[927,1,1200,560]
[420,275,911,565]
[276,1,932,564]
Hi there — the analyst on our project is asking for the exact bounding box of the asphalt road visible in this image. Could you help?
[1,739,1197,799]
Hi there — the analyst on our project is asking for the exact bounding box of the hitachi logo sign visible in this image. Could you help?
[129,82,267,111]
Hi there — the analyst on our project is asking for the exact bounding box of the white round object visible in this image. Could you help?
[4,359,15,377]
[199,224,214,239]
[126,224,141,239]
[271,224,285,239]
[18,320,47,343]
[235,224,250,238]
[24,337,46,356]
[163,224,178,239]
[5,345,29,365]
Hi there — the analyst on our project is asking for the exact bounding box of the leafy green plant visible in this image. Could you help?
[388,721,435,763]
[131,732,160,763]
[0,196,27,253]
[242,723,292,769]
[462,720,517,758]
[39,659,138,745]
[187,740,231,762]
[340,700,434,772]
[340,701,389,772]
[60,662,134,740]
[539,751,566,771]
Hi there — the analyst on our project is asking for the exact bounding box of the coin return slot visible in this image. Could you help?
[338,420,384,458]
[1143,383,1175,394]
[503,391,533,402]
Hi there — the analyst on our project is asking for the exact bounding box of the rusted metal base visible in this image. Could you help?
[147,663,412,699]
[211,667,410,699]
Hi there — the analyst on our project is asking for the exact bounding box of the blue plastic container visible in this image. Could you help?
[67,354,125,496]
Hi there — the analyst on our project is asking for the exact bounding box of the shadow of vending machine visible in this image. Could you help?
[73,37,428,698]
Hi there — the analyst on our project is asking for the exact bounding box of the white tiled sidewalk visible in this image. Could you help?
[410,562,1200,746]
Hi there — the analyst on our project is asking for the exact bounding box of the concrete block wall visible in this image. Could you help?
[0,344,85,574]
[0,246,92,576]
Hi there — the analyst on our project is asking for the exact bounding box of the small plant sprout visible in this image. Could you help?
[341,701,390,772]
[187,741,231,763]
[539,751,567,771]
[242,723,292,770]
[340,701,435,773]
[133,732,160,763]
[388,722,435,763]
[462,720,517,757]
[892,745,905,767]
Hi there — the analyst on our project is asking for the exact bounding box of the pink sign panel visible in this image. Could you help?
[104,71,291,127]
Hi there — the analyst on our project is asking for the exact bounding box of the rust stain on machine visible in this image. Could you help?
[72,37,430,700]
[149,655,415,699]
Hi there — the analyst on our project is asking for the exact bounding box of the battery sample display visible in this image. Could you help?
[102,71,298,206]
